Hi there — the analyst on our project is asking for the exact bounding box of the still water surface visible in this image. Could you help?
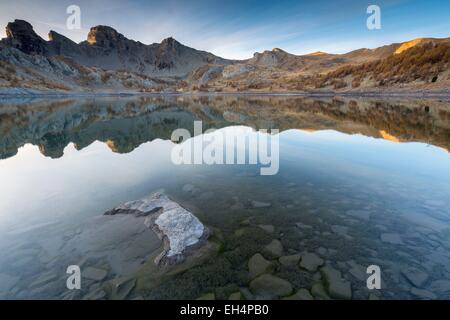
[0,96,449,299]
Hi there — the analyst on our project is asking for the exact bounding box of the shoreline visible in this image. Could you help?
[1,89,450,100]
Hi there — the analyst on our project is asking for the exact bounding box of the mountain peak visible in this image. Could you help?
[48,30,74,43]
[5,19,34,37]
[160,37,182,49]
[305,51,328,56]
[4,19,47,54]
[87,25,123,46]
[394,38,427,54]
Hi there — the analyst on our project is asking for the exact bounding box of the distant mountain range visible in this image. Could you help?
[0,19,449,94]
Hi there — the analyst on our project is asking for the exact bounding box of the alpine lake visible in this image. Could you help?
[0,95,449,300]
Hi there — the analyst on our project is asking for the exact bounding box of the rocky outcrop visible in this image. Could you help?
[48,31,82,56]
[0,20,231,78]
[3,20,49,55]
[105,192,209,265]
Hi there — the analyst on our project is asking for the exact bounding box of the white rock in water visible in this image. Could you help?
[105,192,207,264]
[154,205,205,257]
[105,192,177,216]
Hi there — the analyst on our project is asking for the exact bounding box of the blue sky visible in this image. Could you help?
[1,0,449,59]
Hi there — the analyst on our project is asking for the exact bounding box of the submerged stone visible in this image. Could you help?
[320,266,352,300]
[83,288,107,300]
[228,292,243,300]
[197,292,215,300]
[410,287,437,299]
[429,280,450,296]
[264,239,284,258]
[182,184,195,193]
[346,209,370,221]
[311,282,330,300]
[380,233,403,245]
[347,261,366,282]
[248,253,274,279]
[248,200,272,209]
[258,224,275,233]
[296,222,313,230]
[83,267,108,281]
[282,288,314,300]
[401,267,429,288]
[299,252,324,272]
[279,254,301,268]
[29,272,58,288]
[0,273,20,298]
[110,277,136,300]
[249,274,293,298]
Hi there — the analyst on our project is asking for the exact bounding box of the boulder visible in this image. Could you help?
[104,192,209,265]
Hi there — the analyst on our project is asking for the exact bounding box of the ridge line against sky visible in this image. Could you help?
[1,0,449,60]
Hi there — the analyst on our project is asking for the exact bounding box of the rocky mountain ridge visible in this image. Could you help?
[2,20,231,77]
[0,19,449,94]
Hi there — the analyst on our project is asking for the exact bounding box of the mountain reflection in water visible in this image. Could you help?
[0,95,449,160]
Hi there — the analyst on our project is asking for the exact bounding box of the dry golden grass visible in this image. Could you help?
[317,42,450,88]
